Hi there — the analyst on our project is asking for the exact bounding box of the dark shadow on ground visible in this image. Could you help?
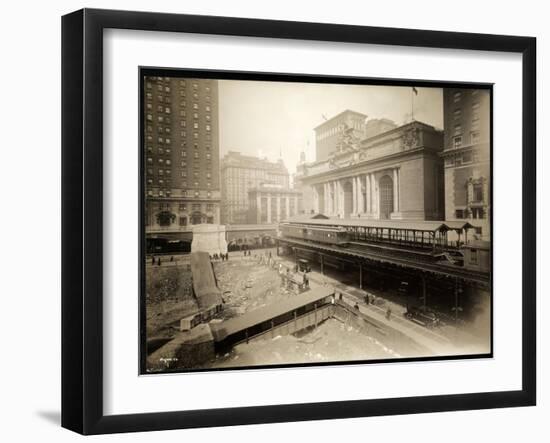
[36,410,61,426]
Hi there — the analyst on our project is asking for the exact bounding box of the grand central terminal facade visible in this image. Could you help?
[296,120,445,221]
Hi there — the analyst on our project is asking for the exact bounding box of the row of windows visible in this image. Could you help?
[167,203,215,212]
[452,102,481,134]
[180,181,213,188]
[147,168,171,176]
[147,158,173,165]
[146,92,171,103]
[180,122,211,131]
[146,114,173,124]
[147,178,215,189]
[178,125,213,140]
[178,89,212,102]
[146,125,171,134]
[179,170,212,178]
[453,121,482,137]
[181,172,213,180]
[147,189,172,197]
[146,136,172,144]
[146,114,216,140]
[147,178,172,186]
[180,159,213,168]
[146,189,215,198]
[146,173,216,185]
[445,151,479,167]
[452,89,479,103]
[180,151,212,159]
[178,109,212,119]
[145,93,213,110]
[146,77,212,89]
[146,160,213,176]
[146,169,213,180]
[146,103,172,114]
[180,141,212,150]
[452,130,481,149]
[455,207,486,219]
[145,84,171,93]
[146,146,171,155]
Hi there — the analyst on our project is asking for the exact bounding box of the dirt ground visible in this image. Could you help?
[276,253,491,351]
[213,250,298,319]
[145,263,197,340]
[146,250,488,369]
[209,318,396,368]
[145,250,296,344]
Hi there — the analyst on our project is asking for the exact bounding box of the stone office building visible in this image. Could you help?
[441,88,491,239]
[248,183,302,224]
[221,152,290,224]
[144,76,221,238]
[314,110,368,162]
[296,118,445,221]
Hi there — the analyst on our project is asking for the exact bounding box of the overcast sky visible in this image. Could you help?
[218,80,443,176]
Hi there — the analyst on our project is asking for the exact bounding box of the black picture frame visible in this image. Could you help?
[62,8,536,435]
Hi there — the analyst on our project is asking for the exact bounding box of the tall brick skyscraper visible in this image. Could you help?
[441,88,491,239]
[144,76,220,237]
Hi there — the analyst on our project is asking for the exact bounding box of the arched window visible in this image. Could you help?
[379,175,394,219]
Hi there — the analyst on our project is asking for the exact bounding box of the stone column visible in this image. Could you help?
[294,196,299,215]
[338,180,343,218]
[276,195,281,222]
[332,181,336,215]
[393,168,399,214]
[267,194,272,223]
[365,174,372,214]
[256,193,261,223]
[371,175,378,218]
[358,175,364,214]
[335,180,339,215]
[312,187,318,214]
[324,183,329,215]
[325,183,330,215]
[397,168,400,212]
[352,177,357,214]
[329,182,334,215]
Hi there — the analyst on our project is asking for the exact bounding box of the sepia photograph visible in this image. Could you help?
[140,71,492,373]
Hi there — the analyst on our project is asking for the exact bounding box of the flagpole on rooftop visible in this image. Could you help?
[411,88,414,122]
[411,86,418,122]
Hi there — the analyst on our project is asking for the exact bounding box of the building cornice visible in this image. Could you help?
[439,141,490,158]
[298,145,437,184]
